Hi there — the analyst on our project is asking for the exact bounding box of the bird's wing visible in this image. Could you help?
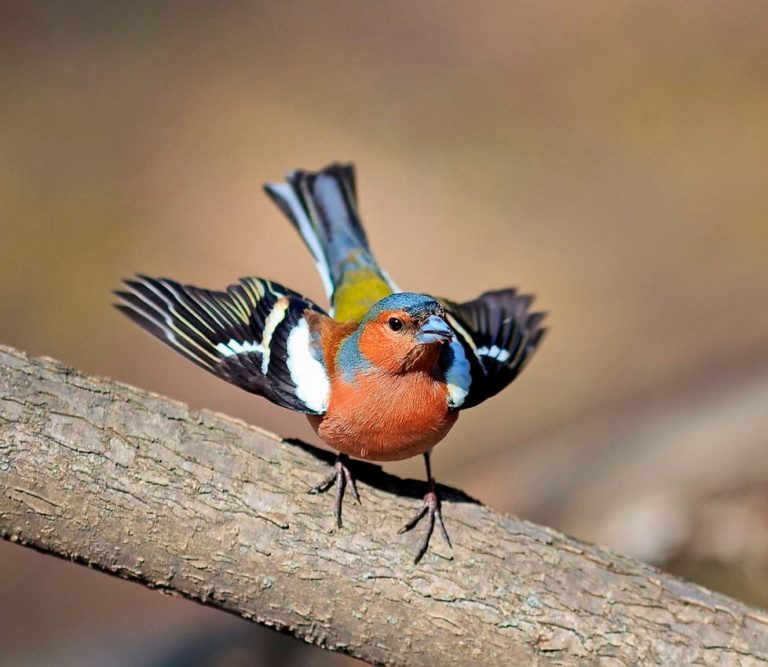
[115,276,331,414]
[438,289,547,409]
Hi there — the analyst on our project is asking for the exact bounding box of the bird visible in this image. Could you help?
[114,162,547,563]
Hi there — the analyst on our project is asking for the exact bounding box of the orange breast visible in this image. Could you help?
[307,370,458,462]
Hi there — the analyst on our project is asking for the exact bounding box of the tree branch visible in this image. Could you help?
[1,344,767,666]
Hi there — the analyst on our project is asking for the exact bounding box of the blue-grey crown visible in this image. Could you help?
[364,292,443,321]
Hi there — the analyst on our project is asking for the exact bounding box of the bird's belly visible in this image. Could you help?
[307,374,458,462]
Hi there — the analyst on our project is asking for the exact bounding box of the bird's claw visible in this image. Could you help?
[309,454,360,528]
[398,489,452,563]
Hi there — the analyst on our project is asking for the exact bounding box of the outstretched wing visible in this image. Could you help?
[114,276,331,414]
[439,289,547,410]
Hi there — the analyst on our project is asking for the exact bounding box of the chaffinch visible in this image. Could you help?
[115,163,546,563]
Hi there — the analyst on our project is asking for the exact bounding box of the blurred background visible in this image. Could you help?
[2,1,767,664]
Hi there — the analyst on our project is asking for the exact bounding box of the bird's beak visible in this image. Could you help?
[416,315,453,344]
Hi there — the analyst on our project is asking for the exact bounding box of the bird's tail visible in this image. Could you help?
[264,163,397,321]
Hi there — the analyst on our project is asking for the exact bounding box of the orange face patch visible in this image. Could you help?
[358,310,442,373]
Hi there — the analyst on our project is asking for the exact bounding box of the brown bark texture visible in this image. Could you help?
[1,344,768,666]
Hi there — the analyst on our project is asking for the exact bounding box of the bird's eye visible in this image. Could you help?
[388,317,404,332]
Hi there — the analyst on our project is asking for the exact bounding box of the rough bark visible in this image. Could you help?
[1,344,767,666]
[468,354,768,564]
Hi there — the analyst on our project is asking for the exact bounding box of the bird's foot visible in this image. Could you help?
[398,489,452,564]
[308,453,360,528]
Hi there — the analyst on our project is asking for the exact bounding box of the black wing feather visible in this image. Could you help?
[440,289,547,409]
[114,275,330,414]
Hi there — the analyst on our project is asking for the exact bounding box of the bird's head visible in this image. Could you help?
[357,293,453,373]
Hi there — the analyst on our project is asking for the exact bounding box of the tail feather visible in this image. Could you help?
[264,179,336,299]
[264,162,396,318]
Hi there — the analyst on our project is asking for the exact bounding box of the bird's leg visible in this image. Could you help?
[309,453,360,528]
[398,451,452,563]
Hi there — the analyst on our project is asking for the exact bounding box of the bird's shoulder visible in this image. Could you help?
[305,310,358,376]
